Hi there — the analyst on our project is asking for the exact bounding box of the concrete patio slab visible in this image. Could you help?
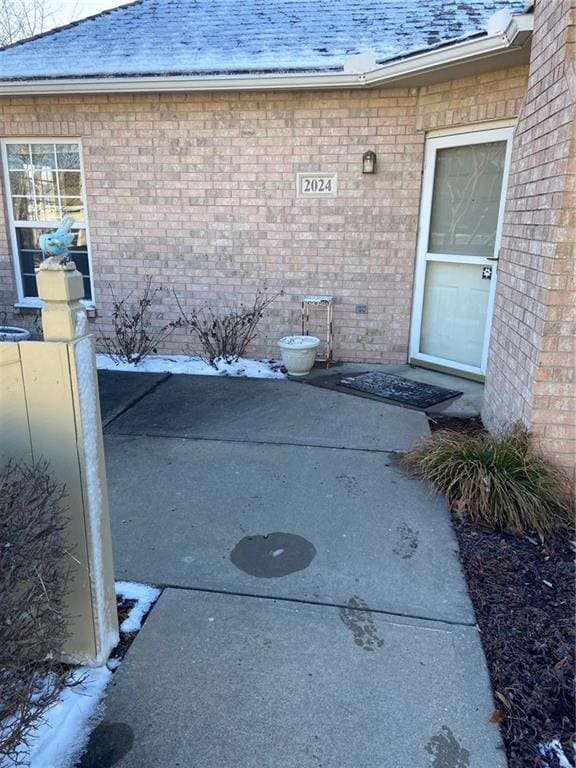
[105,433,474,624]
[90,373,501,768]
[306,363,484,417]
[97,370,169,426]
[105,375,427,452]
[81,589,505,768]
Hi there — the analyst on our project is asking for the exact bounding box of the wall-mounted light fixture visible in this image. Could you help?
[362,150,377,174]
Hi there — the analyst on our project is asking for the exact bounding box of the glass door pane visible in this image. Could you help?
[428,141,506,257]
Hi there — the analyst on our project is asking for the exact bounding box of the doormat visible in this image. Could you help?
[338,372,462,410]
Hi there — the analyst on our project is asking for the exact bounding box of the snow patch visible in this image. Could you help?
[3,667,111,768]
[115,581,161,633]
[539,739,576,768]
[278,335,320,348]
[74,309,88,338]
[0,583,161,768]
[343,51,376,74]
[485,8,512,35]
[96,353,286,379]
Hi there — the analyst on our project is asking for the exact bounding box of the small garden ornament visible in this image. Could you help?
[39,215,75,265]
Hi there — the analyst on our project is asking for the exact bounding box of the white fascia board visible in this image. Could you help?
[505,12,534,41]
[364,13,533,86]
[0,70,356,95]
[0,14,533,96]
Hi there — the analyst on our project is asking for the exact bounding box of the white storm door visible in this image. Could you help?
[409,127,514,377]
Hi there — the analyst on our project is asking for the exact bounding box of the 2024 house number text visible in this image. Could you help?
[297,173,338,197]
[303,177,332,193]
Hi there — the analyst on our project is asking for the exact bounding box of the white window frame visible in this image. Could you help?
[1,138,95,308]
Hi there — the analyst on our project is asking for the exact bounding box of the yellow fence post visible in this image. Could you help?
[0,260,118,666]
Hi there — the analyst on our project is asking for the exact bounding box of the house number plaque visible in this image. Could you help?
[297,172,338,197]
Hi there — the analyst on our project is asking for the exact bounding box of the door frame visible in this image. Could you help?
[409,124,515,378]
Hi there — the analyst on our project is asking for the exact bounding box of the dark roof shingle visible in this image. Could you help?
[0,0,526,81]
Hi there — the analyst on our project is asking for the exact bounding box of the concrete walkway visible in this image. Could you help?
[84,371,504,768]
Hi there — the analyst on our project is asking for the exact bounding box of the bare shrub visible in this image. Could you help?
[0,461,73,762]
[98,276,180,364]
[175,289,281,367]
[401,423,574,536]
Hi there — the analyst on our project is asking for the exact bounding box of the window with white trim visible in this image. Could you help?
[2,140,93,302]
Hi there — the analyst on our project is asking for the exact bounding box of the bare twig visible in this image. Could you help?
[0,461,73,762]
[0,0,51,47]
[97,276,181,365]
[175,289,282,368]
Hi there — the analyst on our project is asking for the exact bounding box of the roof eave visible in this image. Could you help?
[0,13,533,96]
[364,13,533,86]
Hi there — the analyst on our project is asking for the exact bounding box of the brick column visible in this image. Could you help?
[483,0,576,471]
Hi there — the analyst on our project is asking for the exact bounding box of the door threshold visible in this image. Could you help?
[408,358,485,383]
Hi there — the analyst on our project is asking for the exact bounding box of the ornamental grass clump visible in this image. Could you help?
[401,423,574,536]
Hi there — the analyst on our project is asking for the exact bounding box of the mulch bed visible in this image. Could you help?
[454,520,575,768]
[427,415,575,768]
[428,413,486,436]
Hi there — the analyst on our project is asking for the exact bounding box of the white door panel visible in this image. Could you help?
[420,262,491,368]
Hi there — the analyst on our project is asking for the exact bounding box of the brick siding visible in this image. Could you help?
[483,0,576,470]
[0,66,527,365]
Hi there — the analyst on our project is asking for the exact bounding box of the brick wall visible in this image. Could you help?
[0,65,527,362]
[483,0,576,469]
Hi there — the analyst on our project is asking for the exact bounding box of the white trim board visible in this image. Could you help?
[425,119,517,139]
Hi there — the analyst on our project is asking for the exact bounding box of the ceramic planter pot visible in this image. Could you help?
[278,335,320,377]
[0,326,31,342]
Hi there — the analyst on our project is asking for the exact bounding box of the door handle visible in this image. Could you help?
[486,256,499,261]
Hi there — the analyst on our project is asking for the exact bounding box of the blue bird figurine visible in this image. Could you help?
[39,215,76,264]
